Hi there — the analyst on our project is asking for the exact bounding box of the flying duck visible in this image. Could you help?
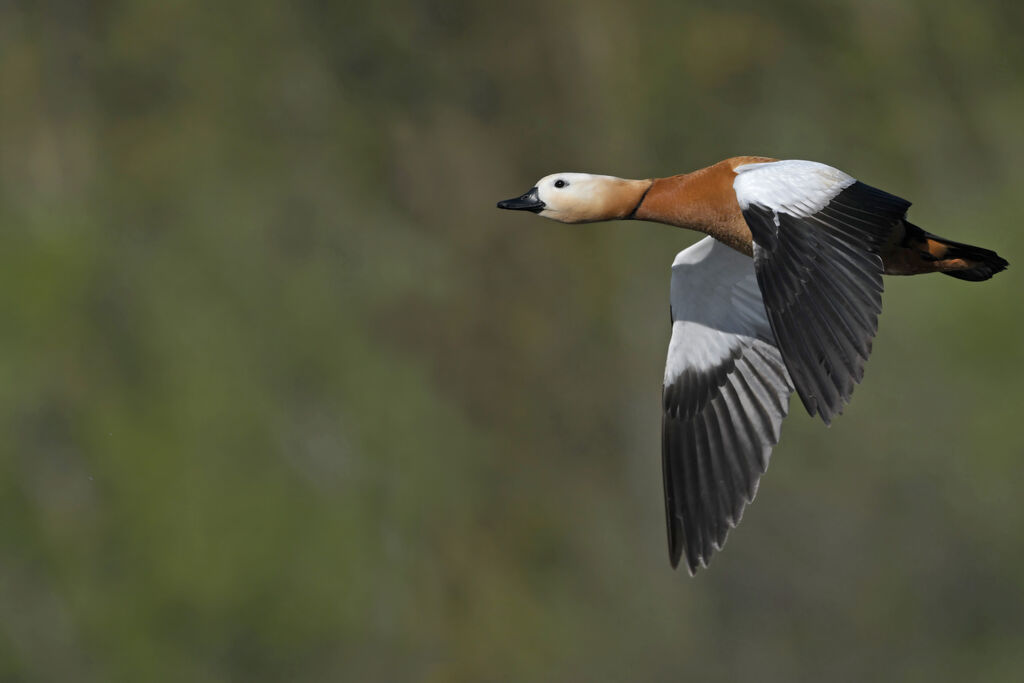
[497,156,1008,575]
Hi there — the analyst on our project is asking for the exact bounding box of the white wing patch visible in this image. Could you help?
[733,160,855,217]
[664,237,773,384]
[664,323,733,380]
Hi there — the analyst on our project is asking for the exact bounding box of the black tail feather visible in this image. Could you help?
[904,222,1009,282]
[930,233,1009,281]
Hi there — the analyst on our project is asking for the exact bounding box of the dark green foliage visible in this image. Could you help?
[1,1,1023,681]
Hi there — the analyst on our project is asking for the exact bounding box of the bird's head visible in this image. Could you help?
[497,173,649,223]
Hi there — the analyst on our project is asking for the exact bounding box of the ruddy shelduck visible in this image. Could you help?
[497,156,1008,575]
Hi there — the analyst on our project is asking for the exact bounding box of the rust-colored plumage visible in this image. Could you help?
[497,156,1008,574]
[633,157,774,256]
[619,156,994,279]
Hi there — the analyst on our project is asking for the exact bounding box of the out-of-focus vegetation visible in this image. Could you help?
[2,1,1023,680]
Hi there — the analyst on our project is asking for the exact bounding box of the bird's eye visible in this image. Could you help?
[554,179,567,188]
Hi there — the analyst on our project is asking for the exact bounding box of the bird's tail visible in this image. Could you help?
[911,226,1009,281]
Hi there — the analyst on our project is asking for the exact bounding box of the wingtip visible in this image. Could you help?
[668,541,703,576]
[680,553,701,577]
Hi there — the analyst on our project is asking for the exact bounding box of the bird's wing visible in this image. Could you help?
[663,236,794,574]
[733,160,911,425]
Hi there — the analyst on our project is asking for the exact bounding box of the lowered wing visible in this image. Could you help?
[663,237,794,573]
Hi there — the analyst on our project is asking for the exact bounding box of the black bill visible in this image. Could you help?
[497,187,544,213]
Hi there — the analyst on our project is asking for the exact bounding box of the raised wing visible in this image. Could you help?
[733,160,911,425]
[663,237,793,574]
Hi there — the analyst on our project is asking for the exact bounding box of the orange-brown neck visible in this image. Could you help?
[632,156,775,256]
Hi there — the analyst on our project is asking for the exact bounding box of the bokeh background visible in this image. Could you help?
[3,1,1024,681]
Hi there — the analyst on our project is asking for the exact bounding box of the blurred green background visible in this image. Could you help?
[3,1,1024,681]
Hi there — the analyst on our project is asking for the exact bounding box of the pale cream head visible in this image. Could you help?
[534,173,627,223]
[498,173,651,223]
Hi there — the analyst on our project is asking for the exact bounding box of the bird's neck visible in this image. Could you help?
[632,157,775,256]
